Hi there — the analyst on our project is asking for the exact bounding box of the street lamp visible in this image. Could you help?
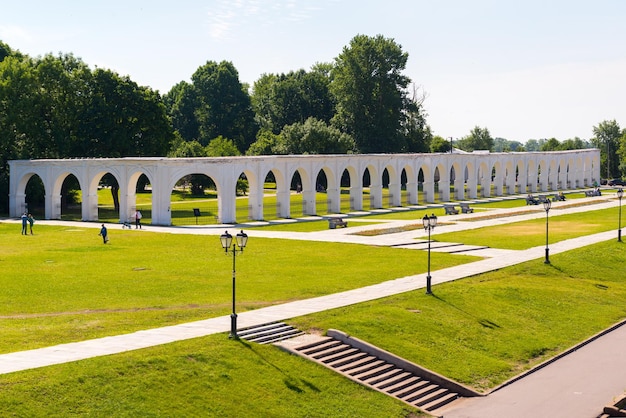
[422,213,438,294]
[617,188,624,242]
[543,199,551,264]
[220,230,248,339]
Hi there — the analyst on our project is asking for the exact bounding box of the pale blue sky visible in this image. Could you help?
[2,0,625,143]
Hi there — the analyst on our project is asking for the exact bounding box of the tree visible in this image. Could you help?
[457,126,494,152]
[191,61,257,152]
[430,136,451,153]
[525,139,540,152]
[540,138,561,151]
[163,81,201,143]
[616,130,626,177]
[246,129,283,156]
[592,120,622,179]
[331,34,411,153]
[206,136,241,157]
[250,68,335,134]
[277,117,356,154]
[402,84,431,153]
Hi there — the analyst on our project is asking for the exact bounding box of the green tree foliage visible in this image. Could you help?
[251,68,335,134]
[246,129,282,156]
[402,85,432,152]
[190,61,257,152]
[168,140,208,158]
[592,119,622,179]
[525,139,540,151]
[430,136,451,153]
[163,81,200,144]
[206,136,241,157]
[540,138,561,151]
[330,34,411,153]
[276,117,356,154]
[618,131,626,176]
[457,126,494,152]
[0,49,173,212]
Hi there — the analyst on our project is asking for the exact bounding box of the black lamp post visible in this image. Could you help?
[220,230,248,339]
[618,188,624,242]
[543,199,551,264]
[422,213,438,294]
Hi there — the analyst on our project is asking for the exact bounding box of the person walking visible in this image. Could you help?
[27,214,35,235]
[98,224,108,244]
[21,212,28,235]
[134,210,142,229]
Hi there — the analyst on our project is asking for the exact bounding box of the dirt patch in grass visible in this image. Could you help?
[351,222,453,236]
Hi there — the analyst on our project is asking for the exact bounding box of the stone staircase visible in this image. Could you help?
[274,328,481,415]
[236,321,305,344]
[291,337,458,413]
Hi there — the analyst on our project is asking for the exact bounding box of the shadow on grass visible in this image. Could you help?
[237,338,321,394]
[430,293,502,329]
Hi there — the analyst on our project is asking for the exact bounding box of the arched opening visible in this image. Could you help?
[24,174,45,218]
[340,169,352,212]
[263,170,279,220]
[170,173,218,225]
[59,174,83,220]
[382,168,391,207]
[290,170,305,218]
[134,173,153,225]
[363,168,372,209]
[97,173,120,222]
[401,168,408,205]
[315,169,328,215]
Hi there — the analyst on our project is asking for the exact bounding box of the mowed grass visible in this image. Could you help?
[432,206,621,249]
[290,238,626,391]
[1,203,625,416]
[0,222,474,353]
[0,334,419,418]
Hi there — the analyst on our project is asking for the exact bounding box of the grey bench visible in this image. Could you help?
[328,218,348,229]
[460,203,474,213]
[444,205,459,215]
[526,195,539,205]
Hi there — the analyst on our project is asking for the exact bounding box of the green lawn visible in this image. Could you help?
[289,239,626,391]
[0,223,473,353]
[1,198,625,416]
[0,334,418,418]
[432,206,620,249]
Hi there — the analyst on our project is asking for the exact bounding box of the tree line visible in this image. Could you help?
[1,35,625,213]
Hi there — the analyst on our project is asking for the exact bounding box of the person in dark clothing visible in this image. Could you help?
[99,224,108,244]
[21,213,28,235]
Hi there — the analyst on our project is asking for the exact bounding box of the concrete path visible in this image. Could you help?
[0,195,624,417]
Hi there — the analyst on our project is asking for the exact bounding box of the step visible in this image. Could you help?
[335,355,378,373]
[298,340,343,356]
[382,376,423,394]
[419,391,459,411]
[346,359,386,377]
[353,363,396,381]
[364,369,409,386]
[326,351,370,369]
[292,336,334,352]
[243,325,301,339]
[249,330,305,344]
[310,343,352,360]
[237,321,288,336]
[398,383,439,402]
[319,348,361,364]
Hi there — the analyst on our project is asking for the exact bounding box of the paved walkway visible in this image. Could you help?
[1,195,624,417]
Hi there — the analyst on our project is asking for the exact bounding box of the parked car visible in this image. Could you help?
[608,178,626,186]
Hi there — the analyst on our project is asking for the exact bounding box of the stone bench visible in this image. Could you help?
[328,218,348,229]
[444,205,459,215]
